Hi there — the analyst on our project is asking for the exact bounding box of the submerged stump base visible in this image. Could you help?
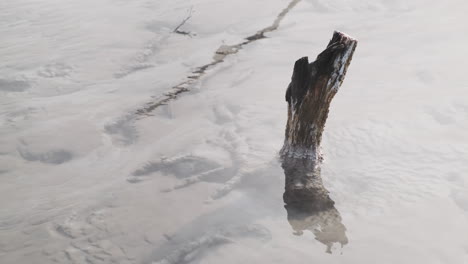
[281,156,333,208]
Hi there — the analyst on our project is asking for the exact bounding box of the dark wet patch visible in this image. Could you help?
[132,155,220,179]
[126,177,143,184]
[18,148,73,164]
[104,116,138,145]
[0,79,30,92]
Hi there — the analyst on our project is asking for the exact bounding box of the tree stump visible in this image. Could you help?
[280,31,356,252]
[281,31,357,210]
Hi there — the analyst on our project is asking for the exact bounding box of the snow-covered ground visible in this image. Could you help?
[1,0,468,263]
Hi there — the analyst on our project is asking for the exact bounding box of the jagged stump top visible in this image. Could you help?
[281,31,357,159]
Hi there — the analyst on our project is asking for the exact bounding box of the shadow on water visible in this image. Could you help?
[281,156,348,253]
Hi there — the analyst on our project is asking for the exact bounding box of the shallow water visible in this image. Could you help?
[1,0,468,263]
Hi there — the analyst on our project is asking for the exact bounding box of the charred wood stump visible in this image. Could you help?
[280,31,357,251]
[281,30,357,205]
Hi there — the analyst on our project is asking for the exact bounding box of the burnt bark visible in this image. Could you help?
[280,31,357,251]
[280,31,357,205]
[281,31,357,160]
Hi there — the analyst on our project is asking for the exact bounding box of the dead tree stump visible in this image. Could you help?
[280,31,357,206]
[281,31,356,251]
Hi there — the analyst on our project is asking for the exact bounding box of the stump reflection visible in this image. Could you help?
[281,156,348,253]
